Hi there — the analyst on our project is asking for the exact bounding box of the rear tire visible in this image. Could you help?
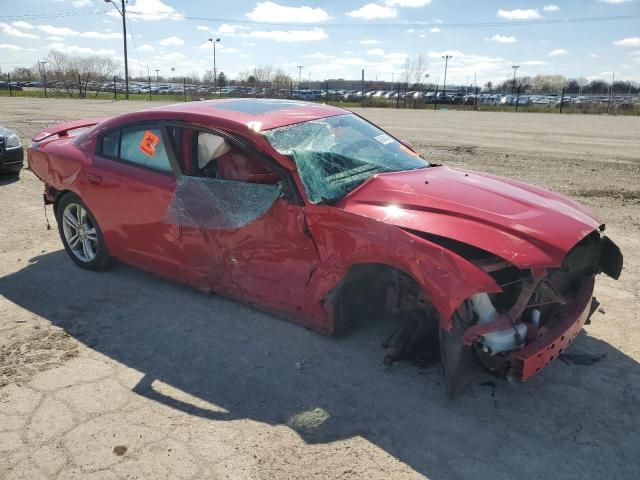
[56,193,111,271]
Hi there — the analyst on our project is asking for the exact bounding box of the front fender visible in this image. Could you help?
[304,206,501,330]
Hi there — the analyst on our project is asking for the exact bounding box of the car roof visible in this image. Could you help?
[148,99,348,131]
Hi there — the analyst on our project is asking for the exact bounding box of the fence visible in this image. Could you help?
[2,73,639,116]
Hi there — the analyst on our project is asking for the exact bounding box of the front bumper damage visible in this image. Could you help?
[512,276,594,380]
[444,231,623,389]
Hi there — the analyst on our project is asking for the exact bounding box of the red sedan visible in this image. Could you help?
[27,99,622,396]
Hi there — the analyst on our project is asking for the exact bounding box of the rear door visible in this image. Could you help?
[82,123,182,279]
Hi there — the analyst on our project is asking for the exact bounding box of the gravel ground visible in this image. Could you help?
[1,97,639,480]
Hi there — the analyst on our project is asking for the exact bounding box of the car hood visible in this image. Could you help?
[336,166,600,268]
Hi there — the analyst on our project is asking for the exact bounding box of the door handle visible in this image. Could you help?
[87,173,102,185]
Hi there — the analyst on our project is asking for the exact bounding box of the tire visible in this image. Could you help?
[56,192,111,271]
[439,302,475,399]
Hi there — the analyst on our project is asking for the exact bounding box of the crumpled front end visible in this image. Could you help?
[458,230,622,382]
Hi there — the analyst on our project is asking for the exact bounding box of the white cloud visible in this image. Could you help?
[590,53,599,58]
[249,28,328,42]
[49,44,116,56]
[157,52,187,61]
[614,37,640,47]
[110,0,184,21]
[430,27,441,33]
[367,48,385,55]
[246,1,330,23]
[196,25,210,31]
[138,44,155,52]
[384,0,431,6]
[47,36,63,41]
[427,50,465,59]
[346,3,397,19]
[36,25,121,39]
[600,0,635,3]
[543,4,559,12]
[384,52,409,63]
[497,9,541,20]
[522,60,548,65]
[71,0,92,7]
[12,21,35,30]
[486,34,518,44]
[0,43,24,50]
[218,24,251,35]
[159,36,184,46]
[359,39,380,45]
[37,25,77,36]
[305,52,335,59]
[219,45,240,54]
[0,22,39,39]
[548,48,569,56]
[80,31,122,39]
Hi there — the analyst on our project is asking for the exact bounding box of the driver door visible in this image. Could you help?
[168,127,320,311]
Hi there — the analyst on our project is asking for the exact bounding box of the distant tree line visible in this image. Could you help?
[4,50,638,96]
[487,75,638,95]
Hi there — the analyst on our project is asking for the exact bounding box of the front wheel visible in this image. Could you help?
[56,193,111,271]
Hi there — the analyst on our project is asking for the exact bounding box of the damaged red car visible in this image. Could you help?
[27,99,623,396]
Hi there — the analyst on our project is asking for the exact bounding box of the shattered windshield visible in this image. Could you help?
[262,114,429,204]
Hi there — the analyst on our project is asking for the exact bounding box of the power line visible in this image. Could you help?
[182,14,640,29]
[1,10,639,29]
[0,10,106,21]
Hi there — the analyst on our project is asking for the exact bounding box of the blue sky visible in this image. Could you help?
[1,0,639,84]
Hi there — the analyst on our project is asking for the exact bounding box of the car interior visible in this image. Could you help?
[174,129,279,185]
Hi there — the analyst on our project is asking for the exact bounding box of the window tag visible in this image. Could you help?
[374,134,394,145]
[140,130,160,157]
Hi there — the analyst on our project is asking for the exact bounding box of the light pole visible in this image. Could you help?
[104,0,129,99]
[155,69,160,85]
[297,65,303,89]
[511,65,520,96]
[442,55,452,100]
[209,37,220,98]
[39,60,48,98]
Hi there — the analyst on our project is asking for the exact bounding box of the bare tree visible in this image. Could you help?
[412,54,427,89]
[252,65,274,86]
[44,50,119,98]
[401,58,414,86]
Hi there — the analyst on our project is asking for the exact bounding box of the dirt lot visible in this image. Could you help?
[1,97,639,480]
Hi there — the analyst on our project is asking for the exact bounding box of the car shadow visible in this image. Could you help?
[1,251,638,480]
[0,172,20,186]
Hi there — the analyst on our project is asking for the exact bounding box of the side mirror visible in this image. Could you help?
[400,139,414,149]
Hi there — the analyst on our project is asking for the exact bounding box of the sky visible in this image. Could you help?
[1,0,639,85]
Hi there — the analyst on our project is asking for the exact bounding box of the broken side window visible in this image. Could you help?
[165,173,281,230]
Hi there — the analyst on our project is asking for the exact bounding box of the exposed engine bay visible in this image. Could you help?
[366,230,623,396]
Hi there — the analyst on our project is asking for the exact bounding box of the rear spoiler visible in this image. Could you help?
[32,117,106,143]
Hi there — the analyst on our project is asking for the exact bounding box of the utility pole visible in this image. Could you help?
[297,65,303,89]
[361,68,364,107]
[39,60,48,98]
[104,0,129,99]
[209,37,220,98]
[441,55,452,104]
[147,64,151,100]
[607,72,614,114]
[511,65,520,96]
